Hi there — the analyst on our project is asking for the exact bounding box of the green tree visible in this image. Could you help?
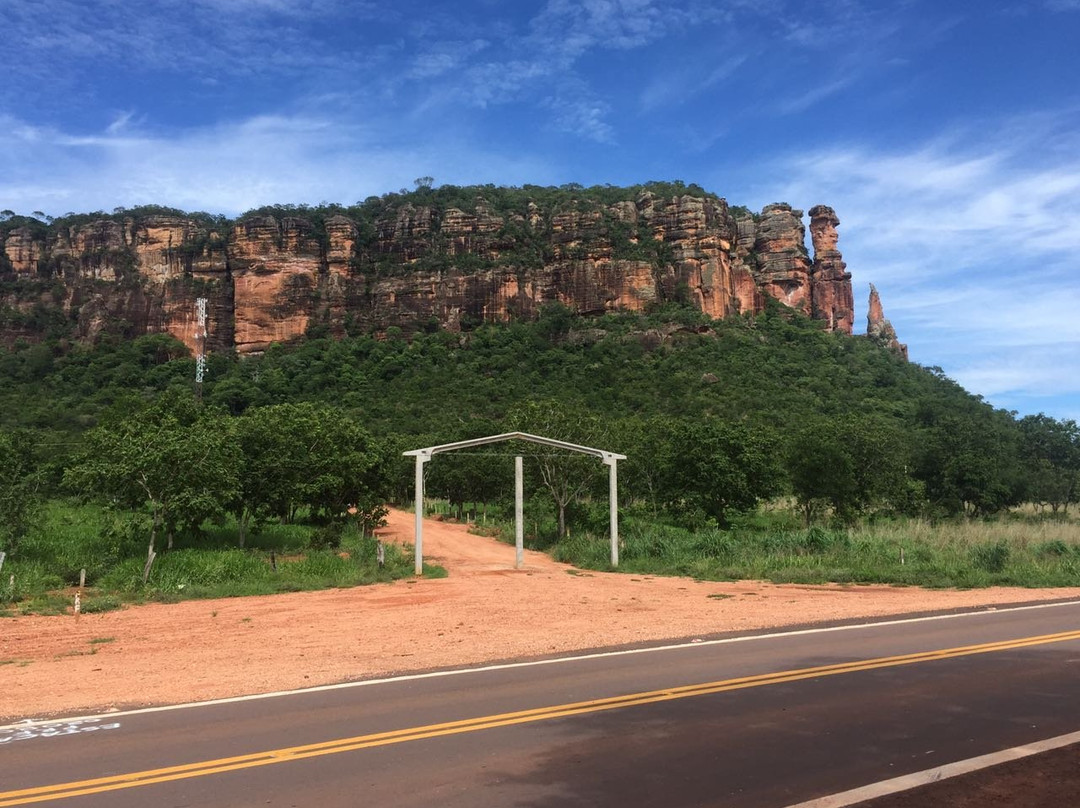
[0,429,42,556]
[787,416,911,525]
[234,403,388,545]
[787,426,853,526]
[617,415,678,517]
[65,393,241,579]
[506,399,609,539]
[664,420,781,527]
[915,407,1024,517]
[1017,414,1080,513]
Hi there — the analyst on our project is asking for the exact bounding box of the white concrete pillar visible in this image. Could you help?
[414,454,427,575]
[515,456,524,569]
[608,458,619,567]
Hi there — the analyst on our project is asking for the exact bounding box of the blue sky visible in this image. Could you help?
[2,0,1079,420]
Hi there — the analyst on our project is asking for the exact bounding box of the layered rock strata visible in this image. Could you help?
[808,205,854,333]
[2,191,867,355]
[867,283,908,359]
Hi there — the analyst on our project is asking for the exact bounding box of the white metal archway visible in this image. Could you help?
[403,432,626,574]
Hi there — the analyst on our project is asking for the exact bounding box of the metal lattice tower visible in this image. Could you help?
[195,298,208,398]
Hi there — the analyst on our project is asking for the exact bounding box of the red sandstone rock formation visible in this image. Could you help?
[808,205,854,334]
[1,189,861,354]
[227,217,323,353]
[867,283,908,359]
[2,227,44,273]
[751,203,813,315]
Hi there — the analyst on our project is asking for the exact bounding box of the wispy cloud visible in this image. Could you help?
[527,0,670,63]
[775,78,854,115]
[543,90,614,143]
[732,105,1080,413]
[409,39,490,79]
[0,113,553,215]
[639,56,747,113]
[0,0,384,99]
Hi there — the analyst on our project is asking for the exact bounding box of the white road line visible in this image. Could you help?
[5,598,1079,731]
[784,728,1080,808]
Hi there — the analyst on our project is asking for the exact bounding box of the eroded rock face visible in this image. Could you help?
[730,210,764,315]
[130,216,226,283]
[3,228,44,273]
[0,191,864,354]
[228,217,323,354]
[753,203,813,314]
[808,205,854,334]
[344,192,748,335]
[867,283,908,359]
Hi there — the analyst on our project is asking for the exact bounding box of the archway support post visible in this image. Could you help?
[514,456,524,569]
[605,456,619,567]
[413,454,429,575]
[404,433,625,575]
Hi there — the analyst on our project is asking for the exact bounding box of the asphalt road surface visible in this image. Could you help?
[3,601,1080,808]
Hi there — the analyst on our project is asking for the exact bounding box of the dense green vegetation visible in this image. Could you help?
[2,300,1079,611]
[3,501,427,615]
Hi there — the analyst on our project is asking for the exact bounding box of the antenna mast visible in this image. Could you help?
[195,297,208,401]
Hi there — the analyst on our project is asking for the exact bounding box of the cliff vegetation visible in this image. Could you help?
[1,182,857,355]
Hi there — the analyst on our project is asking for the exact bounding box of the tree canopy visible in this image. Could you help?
[4,301,1075,534]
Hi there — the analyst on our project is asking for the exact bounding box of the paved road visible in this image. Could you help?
[3,601,1080,807]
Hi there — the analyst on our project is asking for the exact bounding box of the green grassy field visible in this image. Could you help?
[1,501,438,616]
[473,501,1080,589]
[6,499,1079,617]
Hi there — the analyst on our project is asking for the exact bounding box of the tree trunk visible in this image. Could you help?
[557,502,566,540]
[142,513,160,585]
[239,510,249,548]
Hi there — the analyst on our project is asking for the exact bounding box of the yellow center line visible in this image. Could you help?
[4,628,1080,806]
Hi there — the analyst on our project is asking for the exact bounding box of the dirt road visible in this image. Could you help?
[3,509,1078,722]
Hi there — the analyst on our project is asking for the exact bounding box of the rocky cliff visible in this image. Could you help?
[867,283,908,359]
[1,186,875,355]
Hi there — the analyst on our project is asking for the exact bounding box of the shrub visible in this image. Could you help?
[309,522,344,550]
[1035,539,1070,557]
[972,541,1010,573]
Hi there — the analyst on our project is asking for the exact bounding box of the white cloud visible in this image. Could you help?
[409,39,490,79]
[529,0,669,61]
[729,106,1080,416]
[543,93,614,143]
[639,56,747,113]
[0,113,553,215]
[952,347,1080,406]
[775,78,854,115]
[0,0,381,94]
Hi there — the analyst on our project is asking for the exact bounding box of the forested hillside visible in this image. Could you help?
[3,297,1080,611]
[4,300,1075,520]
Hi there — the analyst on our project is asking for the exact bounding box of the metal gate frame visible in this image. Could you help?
[403,432,626,574]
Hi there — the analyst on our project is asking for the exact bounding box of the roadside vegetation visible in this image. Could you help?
[539,508,1080,589]
[2,301,1079,613]
[1,501,430,616]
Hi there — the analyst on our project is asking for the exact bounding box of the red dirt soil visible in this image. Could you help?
[3,509,1078,723]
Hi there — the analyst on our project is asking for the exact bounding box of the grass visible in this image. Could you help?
[485,505,1080,589]
[2,500,441,615]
